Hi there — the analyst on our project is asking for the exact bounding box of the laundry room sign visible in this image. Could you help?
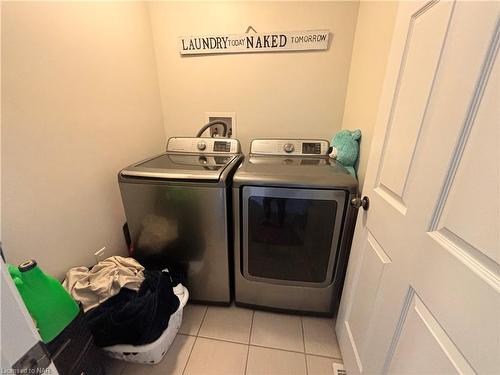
[178,29,330,55]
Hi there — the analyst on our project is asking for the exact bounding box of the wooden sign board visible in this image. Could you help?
[178,30,330,55]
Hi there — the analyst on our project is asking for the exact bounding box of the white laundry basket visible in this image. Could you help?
[102,285,189,364]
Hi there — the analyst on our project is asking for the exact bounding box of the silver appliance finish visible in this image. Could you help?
[119,137,243,304]
[232,139,358,315]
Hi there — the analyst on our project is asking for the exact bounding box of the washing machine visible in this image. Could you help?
[118,137,243,304]
[232,139,358,315]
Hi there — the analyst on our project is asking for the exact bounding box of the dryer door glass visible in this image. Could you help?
[242,187,346,287]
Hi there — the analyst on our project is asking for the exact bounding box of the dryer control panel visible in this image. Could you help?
[250,139,329,156]
[167,137,241,154]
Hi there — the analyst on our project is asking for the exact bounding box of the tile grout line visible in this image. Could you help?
[300,316,307,353]
[181,306,209,375]
[248,343,340,359]
[243,345,250,375]
[181,336,197,375]
[248,310,255,345]
[301,317,309,375]
[196,306,209,336]
[177,333,343,361]
[304,352,343,361]
[197,334,249,345]
[244,310,255,375]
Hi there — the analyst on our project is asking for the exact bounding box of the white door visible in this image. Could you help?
[336,1,499,374]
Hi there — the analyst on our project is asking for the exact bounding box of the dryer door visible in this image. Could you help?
[242,186,347,287]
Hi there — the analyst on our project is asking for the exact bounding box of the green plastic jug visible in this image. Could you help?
[8,259,79,343]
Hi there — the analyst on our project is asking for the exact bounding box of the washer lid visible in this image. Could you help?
[120,153,238,181]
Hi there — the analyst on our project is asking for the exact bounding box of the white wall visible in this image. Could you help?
[341,1,399,190]
[1,2,165,279]
[148,1,359,153]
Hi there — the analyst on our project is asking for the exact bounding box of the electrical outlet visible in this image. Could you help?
[94,246,106,264]
[205,112,236,138]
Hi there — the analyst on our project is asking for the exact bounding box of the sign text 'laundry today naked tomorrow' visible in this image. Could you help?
[178,30,330,55]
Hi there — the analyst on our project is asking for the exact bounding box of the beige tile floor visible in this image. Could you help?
[104,303,343,375]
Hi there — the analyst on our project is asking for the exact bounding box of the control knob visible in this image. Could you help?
[197,141,207,151]
[283,143,295,153]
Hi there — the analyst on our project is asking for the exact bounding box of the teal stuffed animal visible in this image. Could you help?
[329,129,361,177]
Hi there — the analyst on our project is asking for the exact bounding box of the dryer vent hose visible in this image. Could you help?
[196,120,228,138]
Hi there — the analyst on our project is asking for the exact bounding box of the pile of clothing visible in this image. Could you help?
[63,256,183,347]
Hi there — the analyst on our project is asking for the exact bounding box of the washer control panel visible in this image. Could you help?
[167,137,240,154]
[251,139,329,156]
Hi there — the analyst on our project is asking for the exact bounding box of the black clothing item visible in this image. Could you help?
[85,270,180,347]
